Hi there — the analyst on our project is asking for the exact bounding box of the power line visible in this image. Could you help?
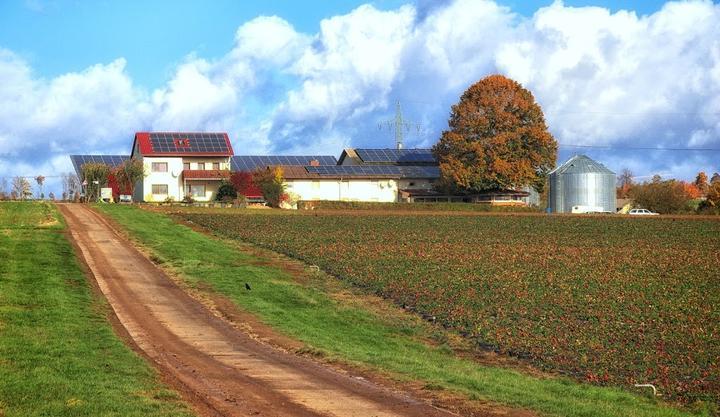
[558,144,720,152]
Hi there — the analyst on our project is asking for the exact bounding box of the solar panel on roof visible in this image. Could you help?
[305,165,439,179]
[354,148,436,164]
[69,155,130,176]
[148,132,230,154]
[230,155,337,171]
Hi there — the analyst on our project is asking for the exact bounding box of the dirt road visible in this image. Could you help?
[59,204,458,417]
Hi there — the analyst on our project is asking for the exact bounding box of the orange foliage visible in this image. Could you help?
[681,182,702,199]
[433,74,557,194]
[694,171,709,195]
[707,181,720,206]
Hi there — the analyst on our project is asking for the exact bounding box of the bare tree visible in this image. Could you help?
[62,172,80,201]
[0,177,8,200]
[12,177,32,200]
[617,168,633,198]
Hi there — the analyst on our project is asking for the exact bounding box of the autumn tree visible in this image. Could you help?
[617,168,634,198]
[694,172,709,195]
[114,158,145,199]
[680,182,701,199]
[707,181,720,206]
[433,74,557,194]
[230,171,262,198]
[711,173,720,184]
[630,179,692,214]
[252,166,285,208]
[35,175,45,199]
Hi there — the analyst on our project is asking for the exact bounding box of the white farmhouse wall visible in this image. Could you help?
[286,179,399,202]
[142,157,184,202]
[184,180,220,202]
[398,179,434,190]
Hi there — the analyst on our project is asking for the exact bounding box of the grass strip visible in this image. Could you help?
[0,202,192,417]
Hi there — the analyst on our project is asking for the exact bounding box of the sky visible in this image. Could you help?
[0,0,719,195]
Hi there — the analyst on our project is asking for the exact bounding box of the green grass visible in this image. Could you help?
[96,203,711,417]
[0,202,193,417]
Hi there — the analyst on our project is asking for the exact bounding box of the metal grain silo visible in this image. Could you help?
[548,155,616,213]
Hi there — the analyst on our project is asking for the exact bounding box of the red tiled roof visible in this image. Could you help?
[182,169,231,180]
[132,132,234,157]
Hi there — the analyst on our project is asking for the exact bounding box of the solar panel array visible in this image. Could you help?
[231,155,337,171]
[306,165,440,179]
[70,155,129,175]
[149,132,230,154]
[355,148,436,164]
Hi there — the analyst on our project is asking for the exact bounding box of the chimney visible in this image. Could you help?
[309,159,320,166]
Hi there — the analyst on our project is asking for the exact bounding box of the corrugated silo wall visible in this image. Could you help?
[550,172,616,213]
[548,171,564,213]
[563,173,617,213]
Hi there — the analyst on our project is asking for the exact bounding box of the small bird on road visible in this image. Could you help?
[245,283,251,290]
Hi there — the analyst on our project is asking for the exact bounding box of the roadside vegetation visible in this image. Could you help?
[0,202,192,417]
[297,200,539,212]
[97,204,713,417]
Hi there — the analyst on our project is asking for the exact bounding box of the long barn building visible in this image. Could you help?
[70,131,538,205]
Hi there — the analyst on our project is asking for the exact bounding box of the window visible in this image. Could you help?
[197,162,205,170]
[186,184,205,197]
[152,184,168,195]
[212,162,220,170]
[151,162,168,172]
[183,162,190,170]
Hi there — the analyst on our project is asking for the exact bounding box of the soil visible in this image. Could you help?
[58,203,485,417]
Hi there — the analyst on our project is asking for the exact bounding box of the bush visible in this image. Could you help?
[253,167,285,208]
[630,179,692,214]
[216,181,237,202]
[297,200,540,212]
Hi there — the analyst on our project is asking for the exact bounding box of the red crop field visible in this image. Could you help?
[179,210,720,404]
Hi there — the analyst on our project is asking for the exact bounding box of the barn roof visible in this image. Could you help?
[70,155,129,176]
[306,165,440,179]
[231,155,337,172]
[338,148,437,165]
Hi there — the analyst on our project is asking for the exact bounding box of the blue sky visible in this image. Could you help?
[0,0,670,89]
[0,0,719,194]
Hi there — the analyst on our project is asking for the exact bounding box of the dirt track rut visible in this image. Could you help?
[59,204,457,417]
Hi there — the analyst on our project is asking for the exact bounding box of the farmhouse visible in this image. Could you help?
[70,132,538,205]
[71,132,335,203]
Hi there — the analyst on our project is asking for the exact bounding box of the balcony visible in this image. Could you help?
[181,169,231,180]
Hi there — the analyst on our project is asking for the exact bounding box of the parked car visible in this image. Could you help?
[628,208,659,216]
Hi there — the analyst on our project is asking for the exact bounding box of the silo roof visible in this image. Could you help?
[549,154,615,175]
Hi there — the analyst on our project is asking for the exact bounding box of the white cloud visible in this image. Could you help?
[1,0,719,193]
